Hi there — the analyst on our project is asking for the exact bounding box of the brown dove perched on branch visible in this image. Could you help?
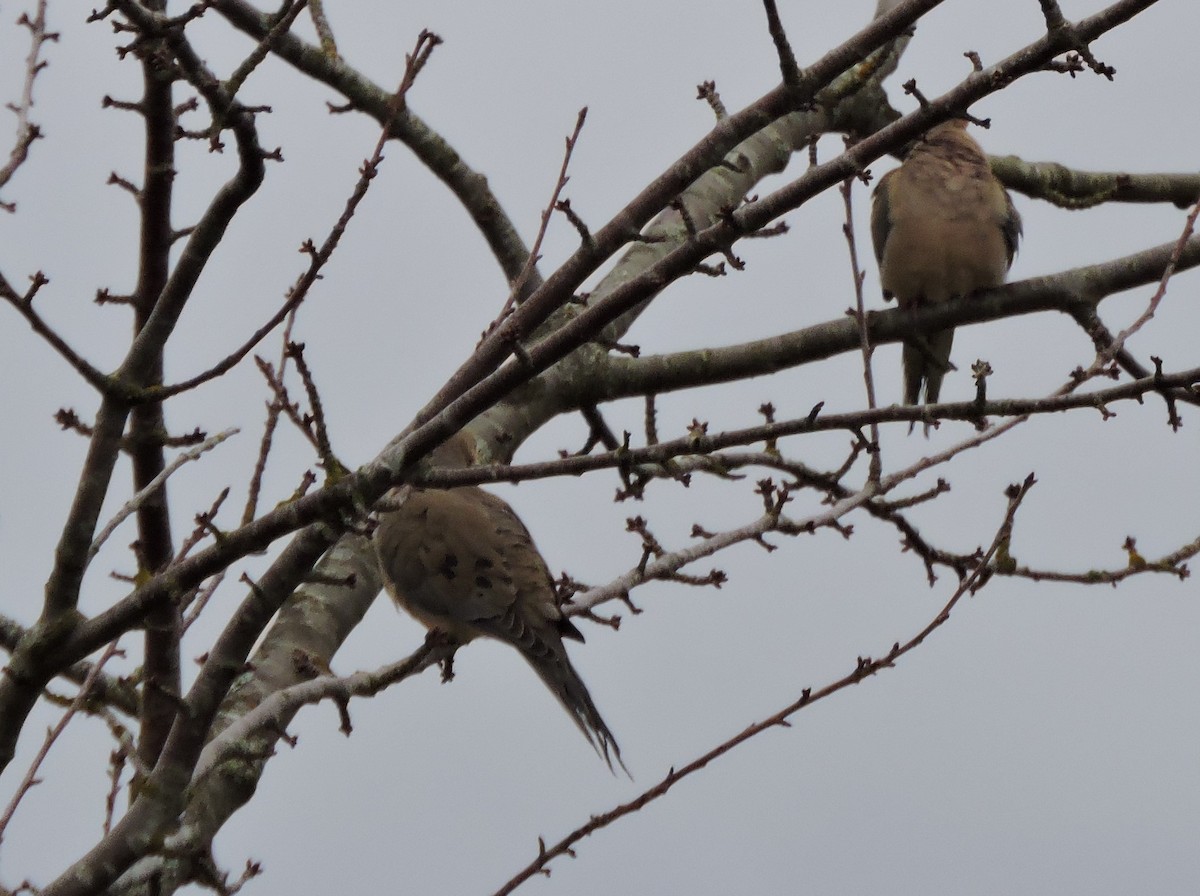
[870,118,1022,410]
[373,431,625,773]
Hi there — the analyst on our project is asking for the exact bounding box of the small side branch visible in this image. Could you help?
[0,0,58,209]
[89,429,238,565]
[191,639,448,783]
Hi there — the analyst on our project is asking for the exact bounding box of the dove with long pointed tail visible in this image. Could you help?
[373,430,625,773]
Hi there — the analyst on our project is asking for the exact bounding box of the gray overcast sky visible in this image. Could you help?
[1,2,1198,894]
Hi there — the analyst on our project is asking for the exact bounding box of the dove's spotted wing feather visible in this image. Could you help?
[375,486,517,641]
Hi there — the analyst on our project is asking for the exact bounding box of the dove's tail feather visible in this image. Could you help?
[903,327,955,407]
[528,652,629,778]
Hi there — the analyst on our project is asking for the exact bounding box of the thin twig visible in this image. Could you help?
[492,107,589,329]
[88,429,238,565]
[0,0,58,208]
[840,169,882,482]
[223,0,309,106]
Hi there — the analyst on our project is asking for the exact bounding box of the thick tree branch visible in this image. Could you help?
[993,156,1200,209]
[128,0,183,784]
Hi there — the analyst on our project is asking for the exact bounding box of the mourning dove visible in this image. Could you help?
[373,431,625,772]
[871,119,1022,410]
